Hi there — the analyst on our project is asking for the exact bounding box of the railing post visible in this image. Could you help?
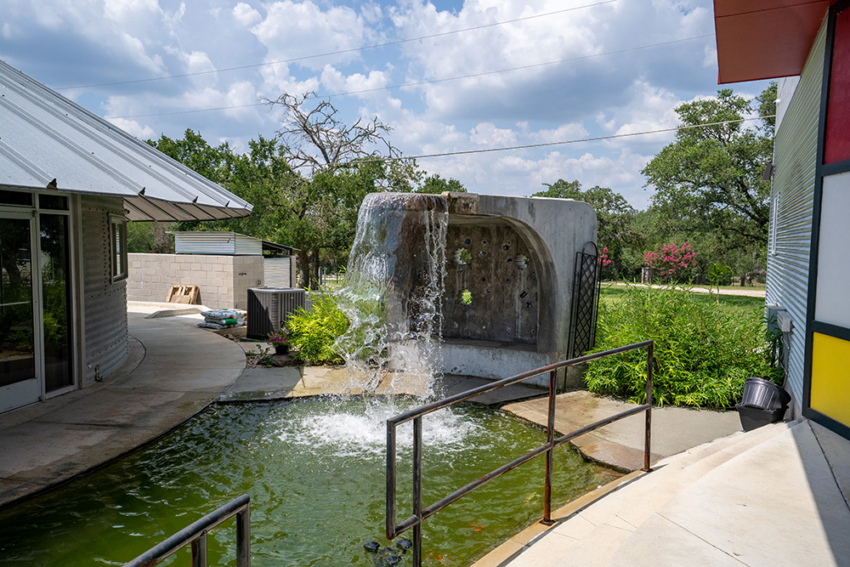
[644,342,654,472]
[237,505,251,567]
[191,531,207,567]
[386,421,397,540]
[542,369,557,525]
[413,416,423,567]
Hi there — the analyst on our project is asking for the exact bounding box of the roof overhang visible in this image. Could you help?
[714,0,836,84]
[0,60,253,221]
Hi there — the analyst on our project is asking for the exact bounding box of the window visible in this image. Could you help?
[111,216,128,281]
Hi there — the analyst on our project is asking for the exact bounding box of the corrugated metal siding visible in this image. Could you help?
[264,257,292,287]
[174,232,238,255]
[172,231,263,256]
[81,195,128,384]
[766,18,826,406]
[235,234,262,255]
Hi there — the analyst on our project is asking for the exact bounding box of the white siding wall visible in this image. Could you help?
[766,18,827,410]
[81,195,128,385]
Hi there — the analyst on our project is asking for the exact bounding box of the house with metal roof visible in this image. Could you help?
[0,59,252,414]
[714,0,850,440]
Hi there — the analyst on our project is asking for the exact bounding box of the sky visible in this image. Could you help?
[0,0,771,209]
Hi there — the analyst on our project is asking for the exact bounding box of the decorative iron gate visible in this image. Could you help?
[568,242,601,361]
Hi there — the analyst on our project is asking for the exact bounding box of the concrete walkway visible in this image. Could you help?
[0,311,245,508]
[502,391,742,471]
[604,282,766,298]
[473,419,850,567]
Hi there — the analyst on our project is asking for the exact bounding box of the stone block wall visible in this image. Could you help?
[127,253,265,309]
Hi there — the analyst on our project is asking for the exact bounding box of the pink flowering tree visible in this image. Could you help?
[597,246,613,279]
[644,242,697,283]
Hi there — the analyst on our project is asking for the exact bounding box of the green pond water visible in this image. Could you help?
[0,398,619,567]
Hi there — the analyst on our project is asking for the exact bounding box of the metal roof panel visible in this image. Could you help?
[0,60,252,220]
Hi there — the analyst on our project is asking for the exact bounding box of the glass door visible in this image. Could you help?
[0,214,40,412]
[39,214,73,393]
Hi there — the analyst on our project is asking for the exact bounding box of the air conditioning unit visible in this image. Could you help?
[247,287,307,340]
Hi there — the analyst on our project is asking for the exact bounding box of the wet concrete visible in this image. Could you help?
[502,390,742,472]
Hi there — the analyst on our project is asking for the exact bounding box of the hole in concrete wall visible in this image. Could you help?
[455,248,472,265]
[503,243,511,250]
[515,255,528,269]
[461,289,473,305]
[479,251,486,257]
[506,258,512,263]
[464,238,471,245]
[520,291,528,299]
[482,240,487,245]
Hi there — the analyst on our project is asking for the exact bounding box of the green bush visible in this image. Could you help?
[585,285,781,408]
[286,290,349,364]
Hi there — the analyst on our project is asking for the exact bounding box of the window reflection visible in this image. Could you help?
[0,220,35,388]
[40,215,72,392]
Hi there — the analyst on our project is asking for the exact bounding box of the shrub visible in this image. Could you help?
[585,285,781,408]
[285,290,349,364]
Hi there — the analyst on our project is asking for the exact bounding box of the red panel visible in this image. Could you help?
[825,9,850,164]
[715,2,831,84]
[715,0,828,19]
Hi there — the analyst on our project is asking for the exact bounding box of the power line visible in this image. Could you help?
[111,34,714,119]
[56,0,616,91]
[394,116,774,161]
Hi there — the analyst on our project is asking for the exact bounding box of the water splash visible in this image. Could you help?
[275,398,480,458]
[334,193,449,397]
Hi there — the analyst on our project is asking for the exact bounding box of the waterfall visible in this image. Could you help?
[334,193,448,397]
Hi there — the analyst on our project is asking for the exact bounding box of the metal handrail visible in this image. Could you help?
[386,340,654,566]
[124,494,251,567]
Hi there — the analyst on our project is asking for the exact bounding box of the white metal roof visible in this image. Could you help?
[0,60,253,221]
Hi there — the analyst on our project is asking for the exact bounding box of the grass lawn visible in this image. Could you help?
[600,284,765,317]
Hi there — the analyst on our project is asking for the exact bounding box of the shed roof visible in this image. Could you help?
[168,231,297,255]
[0,60,252,221]
[714,0,836,84]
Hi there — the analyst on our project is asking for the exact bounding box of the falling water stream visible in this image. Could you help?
[0,193,620,566]
[334,193,449,397]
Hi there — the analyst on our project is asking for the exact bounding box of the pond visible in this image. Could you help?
[0,397,619,566]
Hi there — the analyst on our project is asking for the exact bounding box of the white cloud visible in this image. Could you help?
[469,123,517,147]
[249,1,370,73]
[233,2,261,27]
[320,65,390,98]
[107,117,156,139]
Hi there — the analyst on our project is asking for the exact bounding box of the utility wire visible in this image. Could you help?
[56,0,616,90]
[391,115,775,161]
[112,34,714,119]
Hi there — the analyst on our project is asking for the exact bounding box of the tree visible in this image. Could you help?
[265,92,422,287]
[642,85,776,257]
[533,180,639,278]
[415,174,466,194]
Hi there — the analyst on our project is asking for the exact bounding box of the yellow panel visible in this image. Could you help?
[811,333,850,427]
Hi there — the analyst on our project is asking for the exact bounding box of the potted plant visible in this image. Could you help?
[267,328,290,355]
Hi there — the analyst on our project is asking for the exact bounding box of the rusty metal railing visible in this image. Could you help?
[385,340,654,566]
[124,494,250,567]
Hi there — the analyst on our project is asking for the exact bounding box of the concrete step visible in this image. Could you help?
[506,421,793,567]
[604,419,850,566]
